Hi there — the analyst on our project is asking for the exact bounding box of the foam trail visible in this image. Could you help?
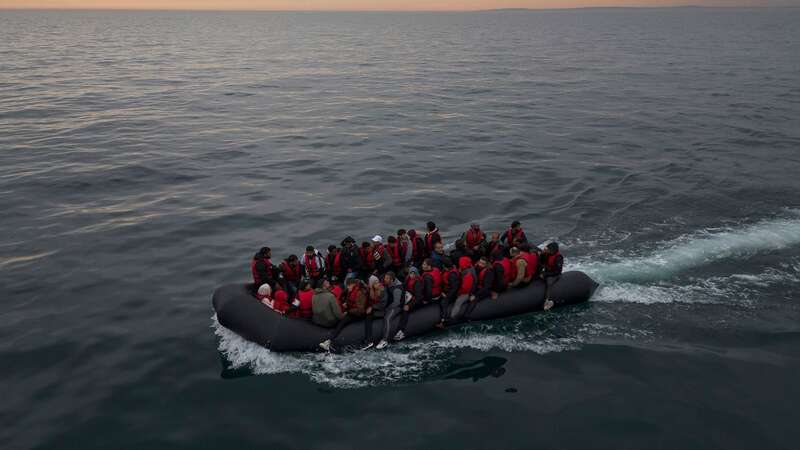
[572,213,800,283]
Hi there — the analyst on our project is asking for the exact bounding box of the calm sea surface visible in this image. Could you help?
[2,8,800,450]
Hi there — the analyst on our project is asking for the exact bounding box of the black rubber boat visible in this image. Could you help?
[213,271,599,352]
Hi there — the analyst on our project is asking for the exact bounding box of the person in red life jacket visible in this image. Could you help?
[271,280,291,314]
[500,221,527,251]
[421,258,443,304]
[329,280,344,310]
[462,223,487,260]
[319,278,369,351]
[396,229,413,269]
[289,280,314,319]
[339,236,362,281]
[251,247,275,290]
[474,257,495,302]
[386,235,404,275]
[279,254,302,300]
[370,235,392,275]
[449,256,477,322]
[425,221,442,257]
[519,243,540,283]
[360,241,374,277]
[407,229,427,268]
[394,267,424,341]
[435,257,460,329]
[508,247,530,288]
[486,232,504,259]
[490,249,511,299]
[301,245,326,288]
[325,245,344,282]
[540,242,564,311]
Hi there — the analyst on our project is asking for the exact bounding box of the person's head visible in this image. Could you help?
[371,235,383,247]
[328,244,337,254]
[361,241,370,249]
[458,257,472,270]
[455,239,465,250]
[442,257,454,270]
[259,246,271,258]
[342,236,355,248]
[321,279,331,290]
[510,247,520,257]
[408,267,419,278]
[490,232,500,241]
[387,236,397,244]
[256,283,272,300]
[434,241,444,254]
[546,242,559,254]
[346,278,359,291]
[305,245,315,257]
[477,256,489,268]
[421,258,432,271]
[471,223,480,231]
[408,229,417,239]
[383,271,396,285]
[511,220,521,231]
[427,221,436,231]
[368,274,381,288]
[288,254,299,264]
[300,280,312,291]
[397,229,406,238]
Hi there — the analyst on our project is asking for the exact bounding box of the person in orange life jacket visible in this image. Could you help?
[319,278,369,351]
[449,256,477,322]
[490,249,511,299]
[407,229,427,267]
[251,247,275,290]
[279,254,302,300]
[386,235,404,275]
[425,221,442,257]
[435,257,460,329]
[431,241,446,270]
[394,267,424,341]
[301,246,326,288]
[486,232,505,259]
[540,242,564,311]
[500,221,527,252]
[271,279,291,314]
[325,245,344,282]
[360,241,374,277]
[339,236,362,281]
[462,223,487,259]
[421,258,443,304]
[396,229,413,268]
[370,235,393,275]
[289,280,314,319]
[312,280,344,328]
[508,247,530,288]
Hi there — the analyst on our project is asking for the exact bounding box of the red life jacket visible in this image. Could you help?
[372,243,386,266]
[303,254,321,278]
[509,255,523,281]
[425,230,440,253]
[442,267,459,293]
[466,229,484,248]
[360,247,374,270]
[330,284,344,310]
[345,284,367,315]
[459,270,475,296]
[500,257,512,284]
[405,276,421,302]
[477,266,491,287]
[545,252,562,272]
[272,289,290,313]
[411,236,425,261]
[492,261,509,290]
[424,267,443,297]
[281,261,301,283]
[522,252,538,279]
[250,256,272,287]
[387,243,401,265]
[506,228,524,246]
[292,289,314,318]
[326,252,342,277]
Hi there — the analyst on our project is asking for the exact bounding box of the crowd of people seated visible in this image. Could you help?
[249,220,564,351]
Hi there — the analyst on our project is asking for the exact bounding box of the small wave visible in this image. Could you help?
[572,212,800,283]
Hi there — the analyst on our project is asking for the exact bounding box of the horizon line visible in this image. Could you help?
[1,5,795,13]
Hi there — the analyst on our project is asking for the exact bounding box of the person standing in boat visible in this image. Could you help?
[540,242,564,311]
[325,245,344,283]
[386,235,404,276]
[301,246,326,288]
[339,236,362,282]
[425,221,442,257]
[312,279,344,328]
[251,246,275,290]
[279,254,302,300]
[396,229,413,272]
[407,229,427,268]
[501,221,527,250]
[369,235,392,276]
[319,278,369,351]
[394,267,424,341]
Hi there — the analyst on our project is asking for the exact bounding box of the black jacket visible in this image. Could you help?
[340,245,362,273]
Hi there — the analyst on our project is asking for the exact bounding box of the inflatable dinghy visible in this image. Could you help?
[213,271,598,352]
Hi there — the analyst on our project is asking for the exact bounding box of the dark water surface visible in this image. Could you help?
[2,8,800,450]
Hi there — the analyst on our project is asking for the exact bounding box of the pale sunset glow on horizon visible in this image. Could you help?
[0,0,794,11]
